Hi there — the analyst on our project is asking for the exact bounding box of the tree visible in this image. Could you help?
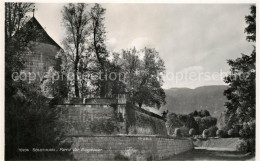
[224,5,255,153]
[62,3,89,97]
[134,48,166,108]
[5,3,72,159]
[89,3,109,97]
[5,3,34,97]
[194,116,217,134]
[245,5,256,42]
[114,47,166,108]
[224,5,255,127]
[165,113,183,135]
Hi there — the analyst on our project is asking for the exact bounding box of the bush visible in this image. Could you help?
[195,116,217,134]
[189,128,196,136]
[114,153,129,161]
[175,128,181,137]
[216,129,227,138]
[228,128,239,137]
[202,129,209,138]
[239,121,255,138]
[236,138,255,153]
[136,127,152,135]
[180,126,189,137]
[208,126,218,137]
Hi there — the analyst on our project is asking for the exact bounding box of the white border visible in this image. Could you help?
[0,1,259,161]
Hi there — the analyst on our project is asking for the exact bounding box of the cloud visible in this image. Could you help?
[129,37,152,49]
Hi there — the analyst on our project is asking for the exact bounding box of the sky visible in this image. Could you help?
[34,3,255,89]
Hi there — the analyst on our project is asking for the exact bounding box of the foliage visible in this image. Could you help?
[114,153,130,161]
[179,126,189,137]
[189,128,196,136]
[227,125,240,137]
[239,121,255,138]
[166,111,216,136]
[5,84,72,160]
[5,3,72,159]
[179,114,198,132]
[89,3,109,97]
[174,128,181,137]
[189,110,210,117]
[216,129,227,138]
[237,138,255,153]
[207,126,218,137]
[5,3,34,39]
[165,113,183,135]
[112,47,166,108]
[223,5,255,153]
[245,5,256,42]
[194,116,217,134]
[62,3,89,97]
[202,129,209,138]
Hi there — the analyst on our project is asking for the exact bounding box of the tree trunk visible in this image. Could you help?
[74,54,79,97]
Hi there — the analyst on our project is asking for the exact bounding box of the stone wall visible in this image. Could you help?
[67,135,193,161]
[126,102,167,135]
[57,102,167,135]
[57,104,121,135]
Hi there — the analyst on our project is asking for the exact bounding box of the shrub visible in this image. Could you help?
[180,126,189,137]
[202,129,209,138]
[208,126,218,137]
[166,113,183,135]
[195,116,217,134]
[189,128,196,136]
[114,153,129,161]
[236,138,255,153]
[128,126,137,134]
[216,129,227,138]
[237,140,249,152]
[136,127,152,135]
[228,128,239,137]
[239,121,255,138]
[175,128,181,137]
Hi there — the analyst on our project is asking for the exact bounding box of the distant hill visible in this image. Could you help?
[160,85,228,117]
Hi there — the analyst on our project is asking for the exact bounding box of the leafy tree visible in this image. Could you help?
[216,129,227,138]
[179,114,198,132]
[165,113,183,135]
[5,3,71,159]
[245,5,256,42]
[202,129,209,138]
[224,5,255,132]
[208,126,218,137]
[194,116,217,134]
[62,3,89,97]
[224,5,255,153]
[174,128,181,137]
[89,3,109,97]
[113,47,166,108]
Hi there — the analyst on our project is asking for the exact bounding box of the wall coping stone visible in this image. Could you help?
[65,134,192,140]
